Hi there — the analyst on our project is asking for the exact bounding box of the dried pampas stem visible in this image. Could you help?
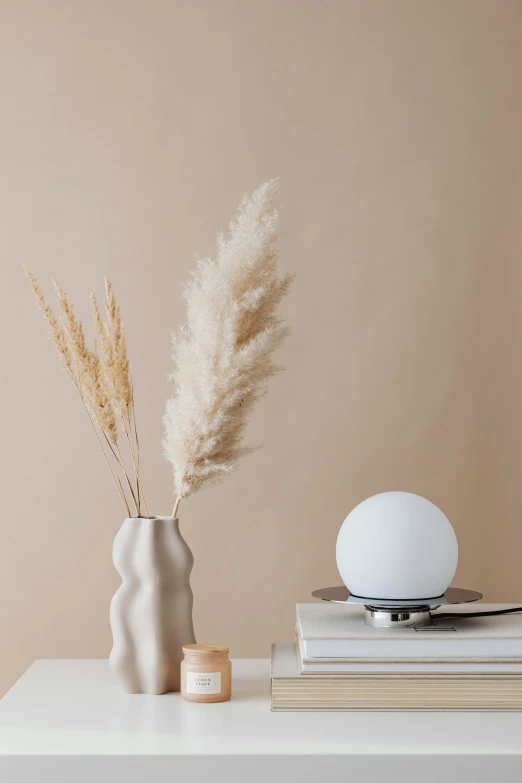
[103,278,133,418]
[25,266,148,517]
[23,265,75,382]
[52,279,141,512]
[82,396,132,517]
[163,179,293,518]
[92,282,149,518]
[87,347,118,445]
[172,490,182,519]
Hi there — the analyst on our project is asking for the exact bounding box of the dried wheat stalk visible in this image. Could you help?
[163,179,293,517]
[24,267,147,517]
[23,266,75,383]
[87,347,118,446]
[91,280,148,517]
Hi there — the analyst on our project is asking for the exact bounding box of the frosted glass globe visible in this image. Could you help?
[336,492,458,600]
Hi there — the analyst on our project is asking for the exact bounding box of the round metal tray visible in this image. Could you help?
[311,586,483,627]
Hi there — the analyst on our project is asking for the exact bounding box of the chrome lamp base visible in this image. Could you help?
[311,587,483,628]
[364,607,433,628]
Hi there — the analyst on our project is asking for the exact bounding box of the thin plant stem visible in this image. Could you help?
[130,375,148,517]
[122,414,149,518]
[83,389,139,517]
[115,442,140,517]
[115,475,130,514]
[172,486,183,519]
[127,391,140,511]
[78,392,131,516]
[76,360,140,517]
[74,377,136,517]
[131,377,140,471]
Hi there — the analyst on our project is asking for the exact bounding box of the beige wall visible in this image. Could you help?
[1,0,522,696]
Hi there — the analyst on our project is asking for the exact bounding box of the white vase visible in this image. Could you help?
[109,516,196,694]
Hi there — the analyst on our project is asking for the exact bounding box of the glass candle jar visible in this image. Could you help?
[181,644,232,703]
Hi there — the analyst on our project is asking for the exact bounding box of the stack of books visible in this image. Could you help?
[271,603,522,711]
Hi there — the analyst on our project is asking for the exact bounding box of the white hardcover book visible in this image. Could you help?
[296,603,522,660]
[296,634,522,674]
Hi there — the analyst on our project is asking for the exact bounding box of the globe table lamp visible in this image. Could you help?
[336,491,458,601]
[313,492,482,627]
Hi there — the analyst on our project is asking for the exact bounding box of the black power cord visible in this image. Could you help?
[433,606,522,621]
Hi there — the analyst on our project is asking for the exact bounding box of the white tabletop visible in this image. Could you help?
[1,659,522,782]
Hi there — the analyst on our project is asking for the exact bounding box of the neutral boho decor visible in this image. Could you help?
[110,516,196,694]
[25,179,292,694]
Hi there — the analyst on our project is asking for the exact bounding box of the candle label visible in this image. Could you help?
[186,671,222,695]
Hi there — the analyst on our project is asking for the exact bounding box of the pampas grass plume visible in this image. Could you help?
[163,179,293,517]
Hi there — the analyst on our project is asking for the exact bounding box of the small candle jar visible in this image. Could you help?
[181,644,232,703]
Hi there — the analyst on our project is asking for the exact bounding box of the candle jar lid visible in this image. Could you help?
[182,644,229,655]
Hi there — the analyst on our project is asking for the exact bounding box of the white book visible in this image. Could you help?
[296,634,522,674]
[296,603,522,660]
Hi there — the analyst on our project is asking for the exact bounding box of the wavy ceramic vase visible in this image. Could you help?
[109,516,196,694]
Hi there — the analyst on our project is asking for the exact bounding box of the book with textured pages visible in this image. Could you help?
[271,643,522,711]
[270,603,522,711]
